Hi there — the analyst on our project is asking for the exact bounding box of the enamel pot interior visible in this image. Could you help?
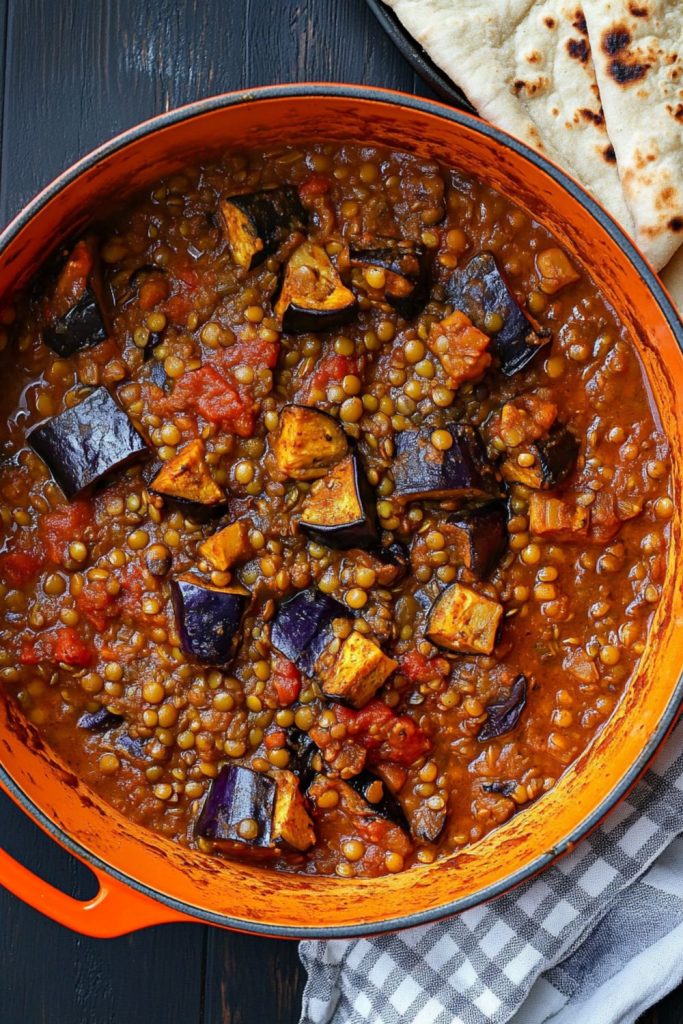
[0,86,681,938]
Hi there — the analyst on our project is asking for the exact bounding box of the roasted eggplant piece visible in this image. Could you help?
[286,728,319,790]
[348,770,409,831]
[501,424,579,490]
[273,404,348,480]
[528,492,589,541]
[270,587,351,676]
[77,707,123,731]
[447,500,508,577]
[318,631,398,708]
[274,241,357,333]
[447,253,551,376]
[170,573,249,665]
[393,423,500,504]
[43,239,109,357]
[28,387,148,499]
[272,770,315,851]
[195,764,276,849]
[300,453,378,549]
[150,438,225,507]
[198,521,252,571]
[406,801,448,844]
[218,186,307,270]
[348,238,430,319]
[426,582,503,655]
[478,674,527,742]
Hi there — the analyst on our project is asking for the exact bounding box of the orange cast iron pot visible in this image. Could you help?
[0,85,681,940]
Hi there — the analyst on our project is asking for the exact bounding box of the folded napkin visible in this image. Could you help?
[300,720,683,1023]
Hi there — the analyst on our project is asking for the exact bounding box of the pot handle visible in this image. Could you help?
[0,846,190,937]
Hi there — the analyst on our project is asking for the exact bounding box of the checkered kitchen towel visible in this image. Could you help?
[299,719,683,1024]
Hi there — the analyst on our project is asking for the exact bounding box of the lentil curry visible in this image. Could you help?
[0,144,672,878]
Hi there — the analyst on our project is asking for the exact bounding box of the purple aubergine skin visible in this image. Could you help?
[280,298,357,335]
[43,285,108,357]
[349,239,431,319]
[392,423,500,503]
[348,770,409,832]
[299,453,379,550]
[226,186,308,270]
[447,252,551,376]
[77,707,124,731]
[270,587,350,675]
[195,764,276,846]
[478,674,527,742]
[531,424,580,488]
[28,387,149,499]
[170,577,248,665]
[447,499,508,578]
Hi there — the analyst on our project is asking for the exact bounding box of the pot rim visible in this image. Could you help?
[1,83,682,939]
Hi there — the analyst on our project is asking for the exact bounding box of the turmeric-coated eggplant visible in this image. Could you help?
[448,252,550,376]
[318,631,398,708]
[218,186,307,270]
[150,438,225,507]
[300,453,378,549]
[273,404,348,480]
[392,423,500,504]
[426,582,503,655]
[274,241,357,333]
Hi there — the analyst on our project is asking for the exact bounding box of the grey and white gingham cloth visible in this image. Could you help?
[299,719,683,1024]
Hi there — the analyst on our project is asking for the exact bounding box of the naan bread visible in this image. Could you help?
[582,1,683,271]
[384,0,635,230]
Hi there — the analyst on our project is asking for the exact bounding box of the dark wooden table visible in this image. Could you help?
[0,2,680,1021]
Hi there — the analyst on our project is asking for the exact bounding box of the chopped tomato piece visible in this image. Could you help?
[39,500,92,563]
[299,173,331,200]
[164,293,193,324]
[399,650,449,685]
[272,657,302,706]
[336,698,430,766]
[0,550,44,587]
[52,627,92,667]
[308,354,358,393]
[264,729,287,750]
[215,338,280,372]
[76,579,119,631]
[19,639,41,665]
[54,240,92,306]
[162,365,256,437]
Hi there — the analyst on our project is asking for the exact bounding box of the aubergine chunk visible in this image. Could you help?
[170,573,249,665]
[426,582,503,655]
[77,707,124,731]
[28,387,148,499]
[270,587,351,676]
[528,492,589,541]
[501,424,579,490]
[150,438,225,506]
[43,239,109,357]
[300,453,378,549]
[447,252,550,376]
[218,186,307,270]
[308,775,412,858]
[273,404,348,480]
[317,631,398,708]
[272,770,315,851]
[392,423,500,504]
[447,500,508,578]
[274,241,357,333]
[198,521,252,571]
[195,765,276,851]
[348,238,430,319]
[348,770,409,831]
[286,727,319,790]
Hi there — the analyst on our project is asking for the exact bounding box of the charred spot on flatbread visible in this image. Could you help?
[601,25,650,85]
[628,3,650,16]
[669,217,683,233]
[580,108,605,126]
[609,59,649,84]
[602,28,631,55]
[544,16,556,30]
[573,10,587,34]
[567,38,589,64]
[604,145,617,164]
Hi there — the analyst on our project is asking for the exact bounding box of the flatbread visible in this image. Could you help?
[384,0,635,231]
[583,0,683,271]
